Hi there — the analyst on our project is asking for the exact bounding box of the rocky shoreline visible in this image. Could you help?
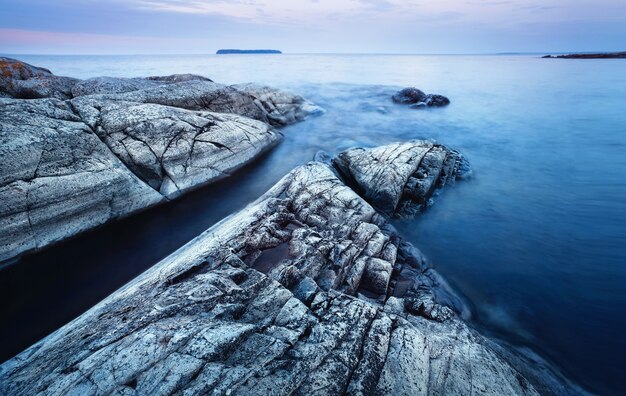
[0,58,582,395]
[0,57,322,263]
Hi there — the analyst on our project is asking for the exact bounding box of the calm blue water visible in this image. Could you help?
[4,54,626,394]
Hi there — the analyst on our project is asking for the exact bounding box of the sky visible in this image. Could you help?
[0,0,625,54]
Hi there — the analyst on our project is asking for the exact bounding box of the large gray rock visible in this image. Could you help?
[0,96,283,261]
[0,161,575,395]
[0,98,164,262]
[0,57,80,100]
[333,140,470,217]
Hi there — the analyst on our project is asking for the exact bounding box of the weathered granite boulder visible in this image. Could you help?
[0,98,164,263]
[392,87,450,108]
[0,161,572,395]
[0,57,80,100]
[333,141,470,217]
[71,75,213,97]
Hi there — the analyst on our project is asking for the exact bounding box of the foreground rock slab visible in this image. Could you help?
[333,140,470,217]
[0,160,574,395]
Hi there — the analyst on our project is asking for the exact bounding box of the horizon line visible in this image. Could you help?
[2,51,619,57]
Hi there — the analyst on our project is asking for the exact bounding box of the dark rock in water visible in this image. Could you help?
[391,87,427,104]
[0,58,322,263]
[423,93,450,107]
[333,141,470,217]
[0,160,575,395]
[543,52,626,59]
[0,57,80,99]
[392,87,450,108]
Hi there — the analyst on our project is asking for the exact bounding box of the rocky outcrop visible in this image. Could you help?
[0,59,321,262]
[0,98,164,263]
[0,57,80,100]
[0,159,574,395]
[333,141,470,217]
[392,87,450,108]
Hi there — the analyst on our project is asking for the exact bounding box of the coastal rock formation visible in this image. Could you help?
[0,58,321,262]
[0,98,164,263]
[0,57,80,100]
[0,161,551,396]
[333,141,469,217]
[71,75,213,97]
[392,87,450,108]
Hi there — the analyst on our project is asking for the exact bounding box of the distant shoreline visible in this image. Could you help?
[216,49,282,54]
[543,52,626,59]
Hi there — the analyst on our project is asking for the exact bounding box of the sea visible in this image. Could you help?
[1,53,625,395]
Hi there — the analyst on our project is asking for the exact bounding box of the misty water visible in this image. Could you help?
[1,54,625,394]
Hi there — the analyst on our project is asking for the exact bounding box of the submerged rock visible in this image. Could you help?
[0,160,572,395]
[0,59,321,262]
[392,87,450,108]
[0,57,80,100]
[333,140,470,217]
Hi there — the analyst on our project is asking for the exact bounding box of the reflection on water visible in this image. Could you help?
[1,54,625,394]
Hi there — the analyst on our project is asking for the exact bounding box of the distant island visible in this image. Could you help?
[216,49,282,54]
[542,52,626,59]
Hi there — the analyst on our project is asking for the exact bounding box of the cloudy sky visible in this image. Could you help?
[1,0,625,54]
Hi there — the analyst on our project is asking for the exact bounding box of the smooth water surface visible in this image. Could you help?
[1,54,625,394]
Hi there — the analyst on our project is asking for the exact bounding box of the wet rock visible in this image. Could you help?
[392,87,450,108]
[0,57,80,100]
[333,140,470,217]
[0,161,571,395]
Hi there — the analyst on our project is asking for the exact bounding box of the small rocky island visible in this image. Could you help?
[217,49,282,54]
[542,52,626,59]
[0,58,580,395]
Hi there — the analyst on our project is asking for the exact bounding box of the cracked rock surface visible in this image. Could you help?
[0,58,321,262]
[333,140,470,217]
[0,98,164,264]
[0,161,569,395]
